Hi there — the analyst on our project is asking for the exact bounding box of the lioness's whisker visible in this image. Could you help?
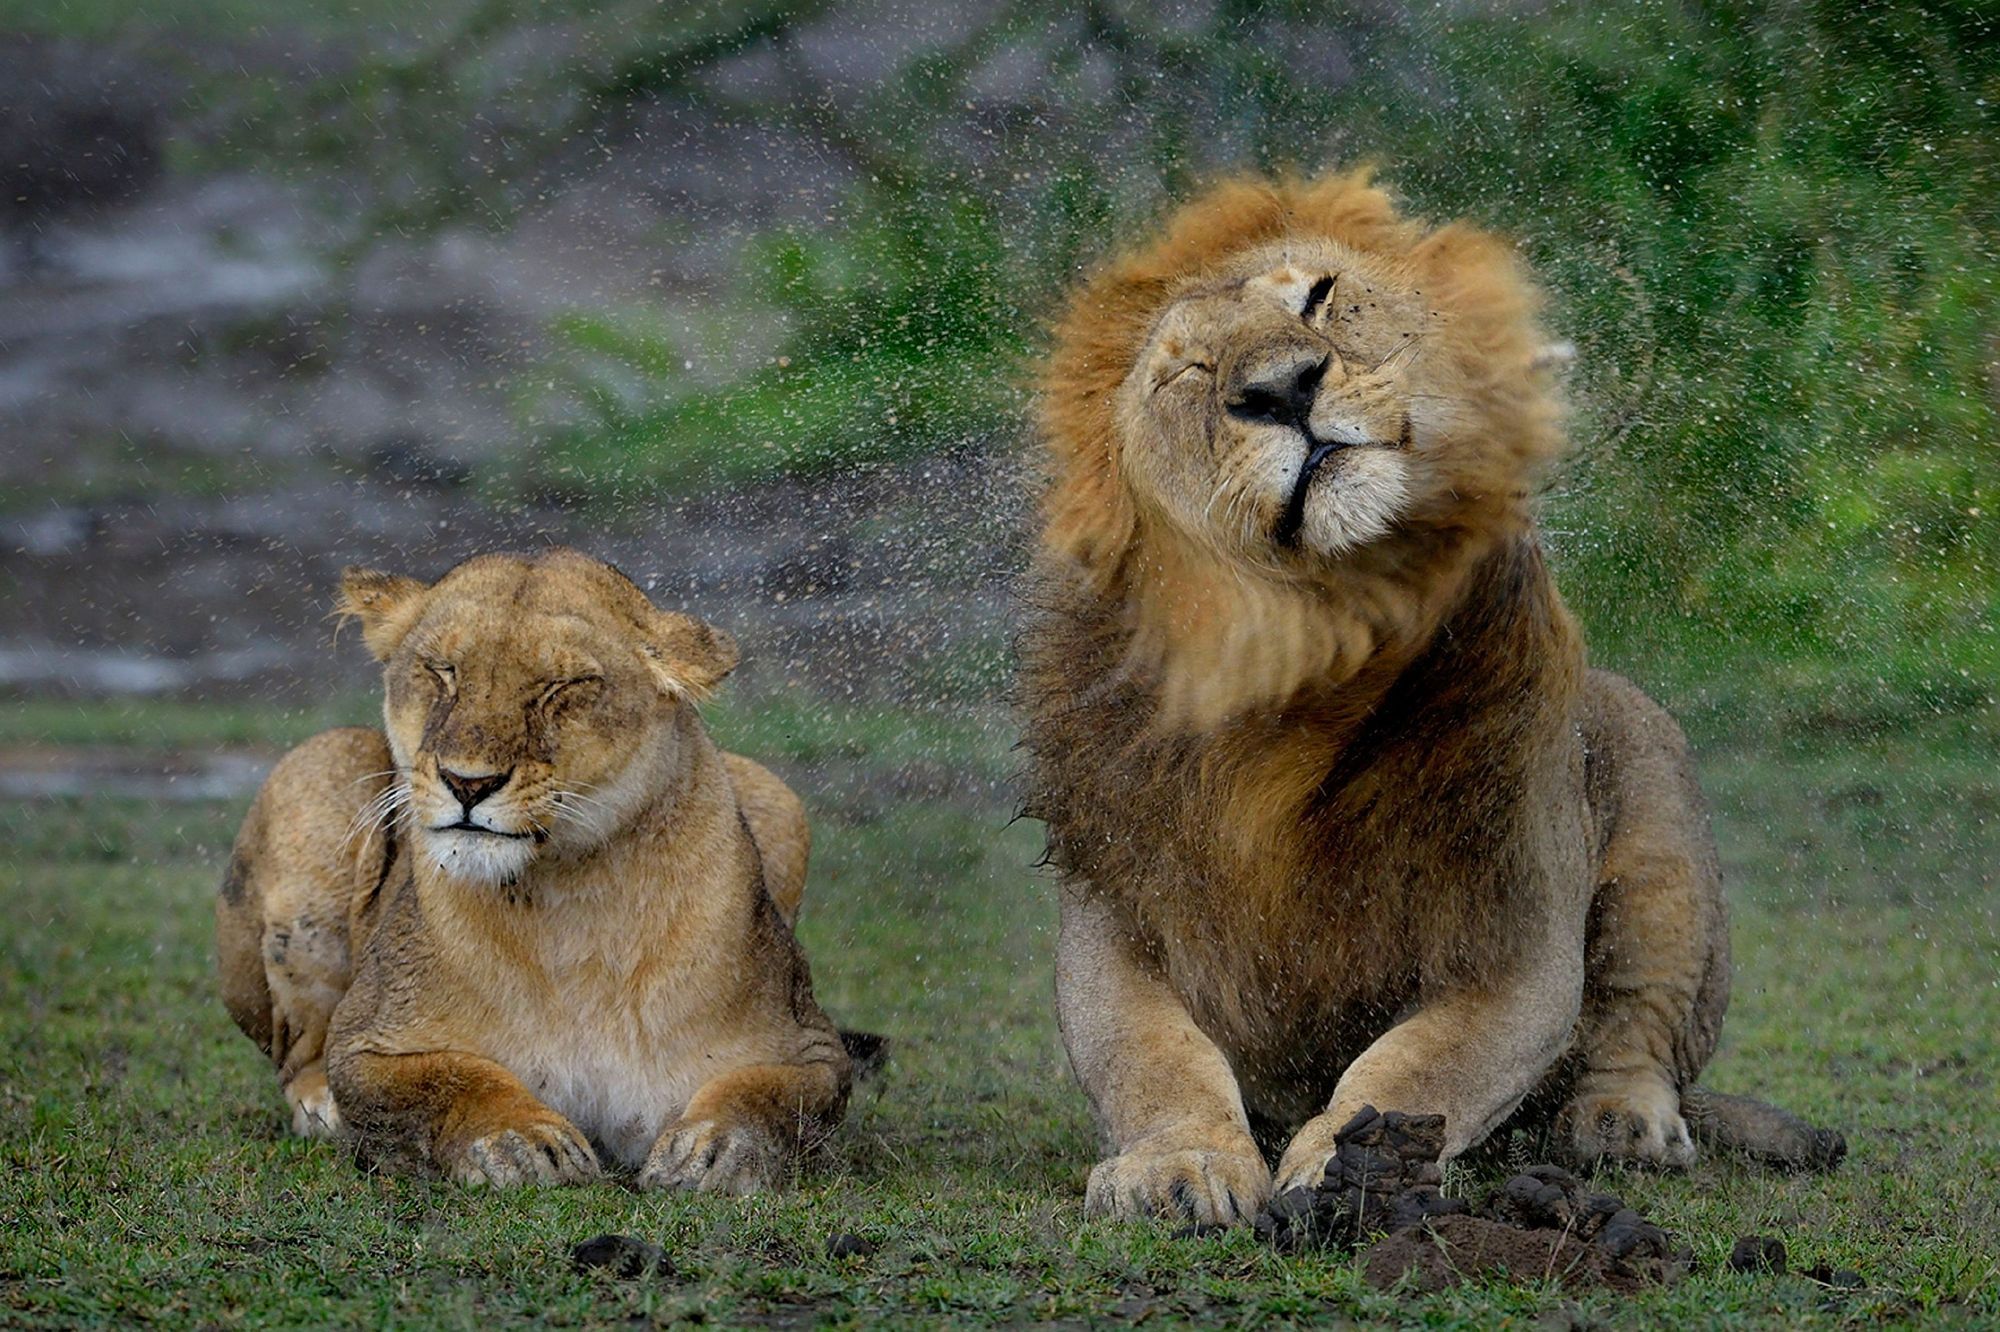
[340,780,411,856]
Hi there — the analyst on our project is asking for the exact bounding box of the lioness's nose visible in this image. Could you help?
[439,766,512,812]
[1226,353,1329,430]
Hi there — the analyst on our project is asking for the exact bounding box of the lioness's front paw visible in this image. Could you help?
[444,1114,600,1187]
[1561,1077,1696,1170]
[1083,1127,1271,1226]
[284,1064,343,1139]
[638,1119,782,1196]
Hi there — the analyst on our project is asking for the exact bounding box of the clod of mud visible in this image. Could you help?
[1253,1106,1688,1294]
[1801,1262,1867,1291]
[825,1232,877,1259]
[1254,1107,1467,1251]
[1728,1234,1788,1274]
[570,1233,671,1279]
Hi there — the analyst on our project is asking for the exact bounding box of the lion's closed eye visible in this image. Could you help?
[1153,361,1214,392]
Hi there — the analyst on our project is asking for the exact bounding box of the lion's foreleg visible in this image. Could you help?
[1563,675,1730,1169]
[1058,891,1271,1226]
[1560,847,1725,1169]
[1273,952,1584,1193]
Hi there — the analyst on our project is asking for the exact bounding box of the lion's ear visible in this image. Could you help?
[640,611,738,700]
[336,567,430,661]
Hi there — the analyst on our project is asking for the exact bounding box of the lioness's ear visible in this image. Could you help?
[640,611,738,700]
[336,567,430,662]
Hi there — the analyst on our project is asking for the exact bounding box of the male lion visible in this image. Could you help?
[1020,171,1841,1227]
[216,548,850,1191]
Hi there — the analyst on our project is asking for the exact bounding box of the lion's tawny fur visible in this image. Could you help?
[1020,171,1808,1227]
[216,549,848,1192]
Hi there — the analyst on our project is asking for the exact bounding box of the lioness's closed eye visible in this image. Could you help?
[216,547,848,1192]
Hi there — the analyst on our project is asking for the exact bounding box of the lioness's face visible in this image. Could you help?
[1118,241,1447,562]
[340,551,737,887]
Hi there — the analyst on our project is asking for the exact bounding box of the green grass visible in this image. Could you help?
[3,699,1996,1328]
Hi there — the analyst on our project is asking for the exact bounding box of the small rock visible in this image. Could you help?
[825,1232,876,1259]
[570,1233,668,1278]
[1727,1234,1788,1274]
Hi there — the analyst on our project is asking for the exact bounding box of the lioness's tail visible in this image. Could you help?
[1682,1086,1847,1172]
[838,1029,891,1082]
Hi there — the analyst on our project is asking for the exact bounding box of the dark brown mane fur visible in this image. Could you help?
[1021,534,1583,1125]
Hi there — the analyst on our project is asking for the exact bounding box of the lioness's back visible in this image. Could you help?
[723,752,809,924]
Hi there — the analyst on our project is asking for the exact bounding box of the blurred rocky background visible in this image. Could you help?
[1,0,1993,816]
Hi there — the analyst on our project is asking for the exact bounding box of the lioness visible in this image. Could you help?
[1020,171,1840,1226]
[216,549,850,1191]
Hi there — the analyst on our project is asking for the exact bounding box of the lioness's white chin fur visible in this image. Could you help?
[1299,449,1410,557]
[423,827,538,886]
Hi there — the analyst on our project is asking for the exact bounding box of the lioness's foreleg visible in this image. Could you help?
[327,1049,601,1186]
[638,1051,848,1195]
[1273,947,1584,1193]
[1058,891,1271,1226]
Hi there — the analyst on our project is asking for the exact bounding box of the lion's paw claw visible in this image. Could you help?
[1562,1082,1697,1170]
[1084,1131,1271,1227]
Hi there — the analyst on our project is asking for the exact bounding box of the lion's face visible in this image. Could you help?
[1038,171,1562,722]
[338,550,737,886]
[1118,240,1452,563]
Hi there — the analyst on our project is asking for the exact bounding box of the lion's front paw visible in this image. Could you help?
[1272,1111,1347,1196]
[1561,1077,1696,1170]
[1083,1127,1272,1227]
[284,1064,343,1140]
[1261,1106,1463,1250]
[443,1113,600,1187]
[638,1119,783,1196]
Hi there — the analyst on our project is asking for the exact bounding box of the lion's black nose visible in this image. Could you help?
[439,766,511,812]
[1227,354,1328,430]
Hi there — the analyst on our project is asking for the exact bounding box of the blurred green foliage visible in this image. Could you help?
[528,192,1029,497]
[1387,0,1998,731]
[205,0,1997,726]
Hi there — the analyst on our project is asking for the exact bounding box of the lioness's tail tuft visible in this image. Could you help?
[838,1029,891,1082]
[1682,1086,1847,1173]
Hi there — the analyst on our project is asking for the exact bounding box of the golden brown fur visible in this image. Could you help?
[216,548,848,1191]
[1020,170,1833,1226]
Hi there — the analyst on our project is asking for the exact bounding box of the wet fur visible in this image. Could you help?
[1020,171,1836,1226]
[216,549,848,1191]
